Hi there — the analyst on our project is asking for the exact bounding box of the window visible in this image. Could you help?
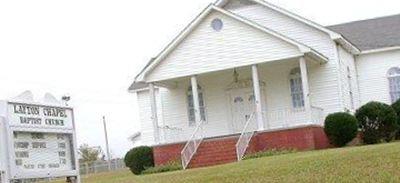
[289,68,305,108]
[347,67,355,109]
[388,67,400,103]
[187,85,206,126]
[211,18,223,31]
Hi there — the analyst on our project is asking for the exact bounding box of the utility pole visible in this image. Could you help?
[103,116,112,171]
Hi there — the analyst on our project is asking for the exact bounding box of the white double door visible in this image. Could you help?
[229,88,258,133]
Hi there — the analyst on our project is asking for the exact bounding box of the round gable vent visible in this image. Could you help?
[211,18,223,31]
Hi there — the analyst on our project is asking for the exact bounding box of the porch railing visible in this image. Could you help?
[181,120,205,170]
[159,125,183,144]
[235,112,256,161]
[311,106,324,126]
[264,106,324,129]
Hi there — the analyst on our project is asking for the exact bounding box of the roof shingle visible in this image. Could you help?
[328,14,400,51]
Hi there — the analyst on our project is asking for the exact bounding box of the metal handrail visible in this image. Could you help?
[235,112,256,161]
[180,120,205,169]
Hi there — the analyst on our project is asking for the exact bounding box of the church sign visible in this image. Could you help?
[0,93,80,183]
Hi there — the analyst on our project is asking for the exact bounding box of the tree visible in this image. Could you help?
[79,144,101,165]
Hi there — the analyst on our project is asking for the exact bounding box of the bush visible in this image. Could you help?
[141,160,182,175]
[124,146,154,175]
[324,112,358,147]
[243,148,297,160]
[391,100,400,139]
[355,101,398,144]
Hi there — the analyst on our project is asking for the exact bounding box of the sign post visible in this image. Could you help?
[0,93,80,183]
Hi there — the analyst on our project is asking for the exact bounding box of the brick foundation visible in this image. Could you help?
[153,142,185,166]
[153,125,332,167]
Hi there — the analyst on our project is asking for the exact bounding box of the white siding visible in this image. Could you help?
[136,90,163,145]
[356,50,400,105]
[226,4,335,59]
[146,10,301,82]
[225,3,343,114]
[338,46,360,111]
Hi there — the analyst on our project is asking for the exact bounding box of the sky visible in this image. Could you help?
[0,0,399,158]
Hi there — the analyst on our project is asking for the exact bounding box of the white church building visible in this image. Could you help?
[129,0,400,169]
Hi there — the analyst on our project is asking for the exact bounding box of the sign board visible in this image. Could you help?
[8,103,74,129]
[0,92,80,183]
[12,132,74,173]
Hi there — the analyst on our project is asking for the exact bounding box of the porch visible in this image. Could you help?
[149,57,325,145]
[145,56,327,168]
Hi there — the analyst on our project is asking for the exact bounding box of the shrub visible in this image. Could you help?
[124,146,154,175]
[324,112,358,147]
[391,100,400,139]
[141,160,182,175]
[243,148,297,160]
[355,101,398,144]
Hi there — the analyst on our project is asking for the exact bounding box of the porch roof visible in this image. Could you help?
[130,4,328,90]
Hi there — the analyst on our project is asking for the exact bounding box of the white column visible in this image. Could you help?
[252,65,264,131]
[191,76,201,124]
[299,57,312,121]
[149,83,160,144]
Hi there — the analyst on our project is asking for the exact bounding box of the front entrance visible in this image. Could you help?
[229,88,256,133]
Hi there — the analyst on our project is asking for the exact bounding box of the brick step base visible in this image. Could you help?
[188,136,239,168]
[153,126,332,169]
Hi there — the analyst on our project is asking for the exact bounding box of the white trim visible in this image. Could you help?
[136,5,328,82]
[360,46,400,55]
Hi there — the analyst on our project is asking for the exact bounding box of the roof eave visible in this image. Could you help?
[333,36,361,55]
[359,46,400,55]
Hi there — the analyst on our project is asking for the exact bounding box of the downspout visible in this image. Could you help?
[353,54,362,109]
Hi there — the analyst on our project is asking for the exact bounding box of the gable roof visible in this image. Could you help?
[216,0,339,38]
[328,14,400,51]
[133,4,327,84]
[215,0,360,54]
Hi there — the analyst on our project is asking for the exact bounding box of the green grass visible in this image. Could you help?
[243,148,297,160]
[72,142,400,183]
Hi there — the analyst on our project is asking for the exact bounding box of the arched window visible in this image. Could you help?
[187,85,206,126]
[289,68,305,108]
[388,67,400,103]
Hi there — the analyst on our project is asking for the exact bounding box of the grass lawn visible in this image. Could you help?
[75,142,400,183]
